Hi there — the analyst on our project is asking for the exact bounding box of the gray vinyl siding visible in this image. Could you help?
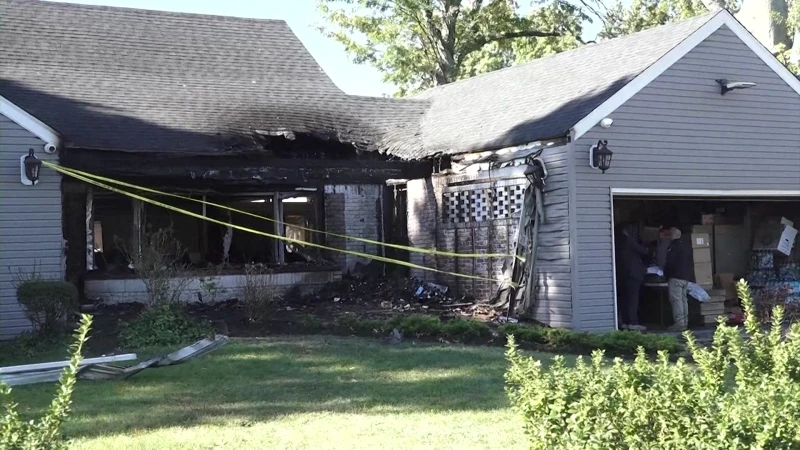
[0,115,64,339]
[571,25,800,332]
[531,144,572,327]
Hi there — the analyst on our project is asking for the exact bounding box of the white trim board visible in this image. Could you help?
[0,96,61,148]
[571,10,800,141]
[611,188,800,197]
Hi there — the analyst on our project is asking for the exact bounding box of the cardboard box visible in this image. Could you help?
[701,214,715,225]
[692,225,712,234]
[693,247,712,263]
[700,302,725,315]
[777,225,798,256]
[704,315,724,325]
[692,233,711,249]
[753,218,796,255]
[716,273,737,299]
[694,262,713,287]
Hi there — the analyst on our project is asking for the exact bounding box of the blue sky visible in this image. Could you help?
[47,0,611,97]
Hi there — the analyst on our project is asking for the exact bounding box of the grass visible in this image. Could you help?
[4,335,576,450]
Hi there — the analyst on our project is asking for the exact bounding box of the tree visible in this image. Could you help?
[599,0,740,39]
[317,0,594,96]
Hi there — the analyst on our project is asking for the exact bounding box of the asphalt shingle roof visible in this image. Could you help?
[400,11,718,159]
[0,1,718,159]
[1,0,425,154]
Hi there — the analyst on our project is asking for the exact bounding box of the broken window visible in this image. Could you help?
[281,193,320,263]
[90,192,134,274]
[86,187,325,277]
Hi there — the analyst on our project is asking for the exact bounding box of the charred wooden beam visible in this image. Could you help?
[60,150,432,186]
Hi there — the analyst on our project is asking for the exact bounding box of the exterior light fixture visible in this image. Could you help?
[21,148,42,186]
[524,154,548,189]
[716,79,756,95]
[589,140,613,173]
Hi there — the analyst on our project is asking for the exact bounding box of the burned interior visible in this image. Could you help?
[60,129,432,291]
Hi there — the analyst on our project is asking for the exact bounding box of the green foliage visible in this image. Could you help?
[0,314,92,449]
[119,304,213,348]
[16,281,78,334]
[387,314,442,337]
[498,323,680,355]
[317,0,591,96]
[298,315,324,333]
[600,0,740,39]
[441,318,492,341]
[506,280,800,449]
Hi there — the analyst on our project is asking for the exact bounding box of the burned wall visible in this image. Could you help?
[406,146,573,328]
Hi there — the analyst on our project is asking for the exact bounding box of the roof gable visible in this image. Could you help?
[570,10,800,140]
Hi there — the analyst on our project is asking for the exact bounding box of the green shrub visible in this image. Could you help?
[298,315,323,333]
[388,314,442,337]
[591,330,681,355]
[441,319,491,342]
[17,281,78,334]
[505,280,800,449]
[337,316,386,335]
[498,322,680,355]
[119,304,213,348]
[0,314,92,449]
[498,323,547,344]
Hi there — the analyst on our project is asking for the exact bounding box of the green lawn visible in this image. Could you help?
[5,336,568,450]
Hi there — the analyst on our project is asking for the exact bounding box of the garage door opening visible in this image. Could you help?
[612,194,800,331]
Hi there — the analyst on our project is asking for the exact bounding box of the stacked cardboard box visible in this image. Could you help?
[701,289,726,325]
[692,226,713,290]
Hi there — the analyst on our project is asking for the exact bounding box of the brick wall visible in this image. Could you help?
[407,174,520,300]
[324,185,383,272]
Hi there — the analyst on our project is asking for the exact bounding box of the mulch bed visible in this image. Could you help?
[84,274,504,353]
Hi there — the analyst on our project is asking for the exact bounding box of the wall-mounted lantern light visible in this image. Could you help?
[21,148,42,186]
[589,140,613,173]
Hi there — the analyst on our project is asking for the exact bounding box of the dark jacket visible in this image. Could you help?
[664,234,695,282]
[616,225,649,281]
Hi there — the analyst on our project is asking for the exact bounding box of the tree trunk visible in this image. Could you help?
[736,0,791,50]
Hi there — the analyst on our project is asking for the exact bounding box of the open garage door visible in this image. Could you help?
[610,189,800,331]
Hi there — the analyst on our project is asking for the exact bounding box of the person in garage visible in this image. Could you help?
[664,226,695,331]
[615,222,649,331]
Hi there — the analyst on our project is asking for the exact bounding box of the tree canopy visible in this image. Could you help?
[318,0,798,96]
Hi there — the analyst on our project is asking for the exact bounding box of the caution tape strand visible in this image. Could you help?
[46,162,523,262]
[46,162,515,287]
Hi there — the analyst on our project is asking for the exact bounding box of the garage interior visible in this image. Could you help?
[613,196,800,330]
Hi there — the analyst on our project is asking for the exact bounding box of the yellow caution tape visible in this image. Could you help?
[49,163,524,263]
[45,162,516,287]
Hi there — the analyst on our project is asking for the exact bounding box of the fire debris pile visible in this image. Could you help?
[294,275,485,316]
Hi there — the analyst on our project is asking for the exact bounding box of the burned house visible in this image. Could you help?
[2,2,800,338]
[0,0,428,337]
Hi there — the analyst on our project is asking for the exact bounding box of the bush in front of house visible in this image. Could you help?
[497,323,681,356]
[505,280,800,449]
[119,304,213,348]
[16,280,79,334]
[0,314,92,450]
[240,263,279,324]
